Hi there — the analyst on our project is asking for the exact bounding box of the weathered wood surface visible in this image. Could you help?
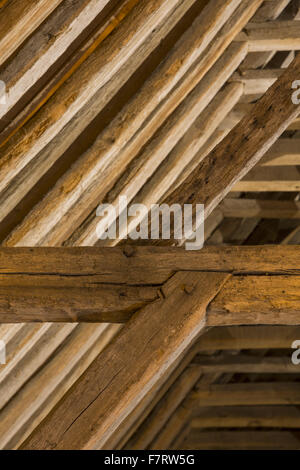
[207,275,300,326]
[0,246,299,282]
[0,283,159,323]
[21,271,228,450]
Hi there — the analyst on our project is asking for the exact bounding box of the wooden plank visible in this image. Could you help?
[0,283,159,323]
[1,273,299,325]
[182,430,300,450]
[192,354,300,373]
[0,246,299,285]
[207,275,300,326]
[191,406,300,428]
[163,52,300,244]
[0,0,125,131]
[221,198,300,219]
[191,383,300,406]
[198,325,300,350]
[21,271,229,450]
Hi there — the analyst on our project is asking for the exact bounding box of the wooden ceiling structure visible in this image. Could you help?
[0,0,300,450]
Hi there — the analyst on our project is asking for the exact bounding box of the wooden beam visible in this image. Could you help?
[0,283,159,323]
[197,325,300,350]
[221,198,300,219]
[0,246,299,281]
[163,52,300,243]
[1,273,299,324]
[192,354,299,373]
[0,0,194,231]
[232,165,300,192]
[191,383,300,406]
[207,275,300,326]
[21,271,228,450]
[230,69,282,95]
[236,21,300,51]
[191,406,300,429]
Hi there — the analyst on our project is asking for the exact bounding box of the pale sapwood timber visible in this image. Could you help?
[190,382,300,406]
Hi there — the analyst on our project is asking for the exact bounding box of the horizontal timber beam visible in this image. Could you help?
[191,406,300,429]
[192,354,299,373]
[182,430,300,450]
[0,245,299,282]
[0,246,299,323]
[236,21,300,51]
[207,275,300,326]
[197,325,300,350]
[221,198,300,219]
[190,382,300,406]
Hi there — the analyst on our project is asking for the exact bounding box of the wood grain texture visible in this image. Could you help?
[0,245,299,284]
[207,275,300,326]
[21,271,229,450]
